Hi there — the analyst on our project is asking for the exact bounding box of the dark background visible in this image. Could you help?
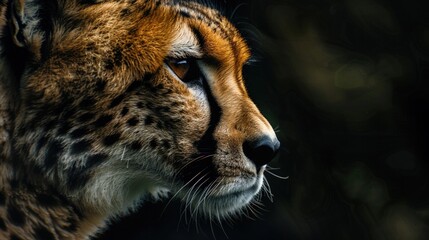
[98,0,429,239]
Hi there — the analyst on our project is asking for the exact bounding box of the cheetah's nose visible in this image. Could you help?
[243,135,280,170]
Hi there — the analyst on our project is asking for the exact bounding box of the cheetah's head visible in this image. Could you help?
[5,0,279,219]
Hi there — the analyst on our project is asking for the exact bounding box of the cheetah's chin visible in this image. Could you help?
[179,172,265,219]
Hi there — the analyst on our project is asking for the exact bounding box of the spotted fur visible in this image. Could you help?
[0,0,279,239]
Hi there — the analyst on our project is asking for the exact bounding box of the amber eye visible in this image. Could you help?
[167,59,190,79]
[166,58,200,83]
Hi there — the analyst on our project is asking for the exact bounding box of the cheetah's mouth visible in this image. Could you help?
[176,166,266,218]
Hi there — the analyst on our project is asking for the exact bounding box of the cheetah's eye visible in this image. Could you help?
[166,58,200,83]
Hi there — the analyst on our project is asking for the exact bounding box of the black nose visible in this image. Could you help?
[243,136,280,169]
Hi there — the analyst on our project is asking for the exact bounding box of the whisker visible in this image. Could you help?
[265,165,281,171]
[262,176,274,202]
[161,171,205,217]
[265,170,289,180]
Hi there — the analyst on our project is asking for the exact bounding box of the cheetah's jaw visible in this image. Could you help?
[176,168,266,219]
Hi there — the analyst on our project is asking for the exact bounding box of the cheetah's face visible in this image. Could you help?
[12,0,279,218]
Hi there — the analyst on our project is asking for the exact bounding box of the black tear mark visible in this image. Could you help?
[194,75,221,154]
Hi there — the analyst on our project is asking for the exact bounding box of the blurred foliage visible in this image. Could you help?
[98,0,429,239]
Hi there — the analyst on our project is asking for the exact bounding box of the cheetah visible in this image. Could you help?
[0,0,280,239]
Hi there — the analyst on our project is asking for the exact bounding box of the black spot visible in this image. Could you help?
[7,202,26,226]
[0,190,6,206]
[36,193,61,207]
[93,114,113,127]
[70,140,91,155]
[105,59,114,70]
[180,10,191,18]
[85,42,96,51]
[57,121,72,135]
[62,108,76,120]
[0,217,6,230]
[144,116,154,125]
[141,73,154,82]
[128,26,138,35]
[113,47,122,66]
[86,153,108,169]
[125,80,144,93]
[44,119,58,131]
[103,133,121,146]
[95,79,107,92]
[78,112,95,123]
[10,234,22,240]
[155,106,170,113]
[79,0,99,4]
[67,165,91,191]
[16,126,26,136]
[69,127,91,139]
[161,140,171,149]
[10,179,20,189]
[120,8,131,17]
[109,94,126,108]
[121,107,129,116]
[129,141,142,150]
[79,96,96,108]
[136,102,145,109]
[143,8,151,17]
[127,117,139,126]
[34,226,55,240]
[149,139,158,149]
[50,96,70,117]
[44,141,64,170]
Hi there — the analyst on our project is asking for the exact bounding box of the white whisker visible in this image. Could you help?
[265,170,289,180]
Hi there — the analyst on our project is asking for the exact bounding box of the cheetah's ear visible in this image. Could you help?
[9,0,45,60]
[9,0,27,48]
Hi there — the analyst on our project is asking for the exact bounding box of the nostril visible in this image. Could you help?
[243,136,280,169]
